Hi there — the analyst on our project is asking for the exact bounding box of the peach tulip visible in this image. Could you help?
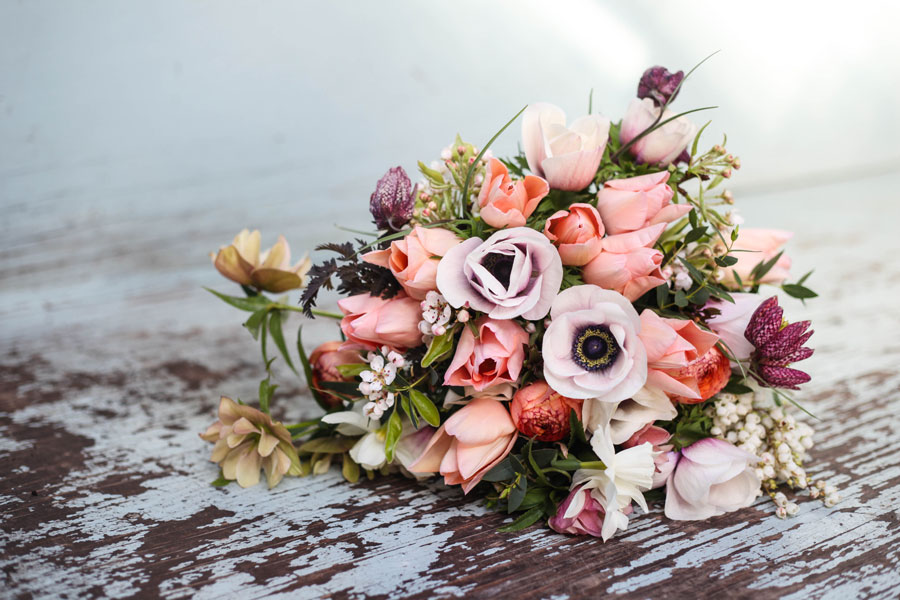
[363,225,461,300]
[638,309,719,400]
[444,317,528,391]
[722,229,792,286]
[477,158,549,228]
[595,172,691,235]
[338,292,424,351]
[543,203,606,266]
[582,224,666,301]
[410,396,518,494]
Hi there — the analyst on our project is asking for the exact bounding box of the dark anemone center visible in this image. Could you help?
[572,325,620,372]
[481,252,514,288]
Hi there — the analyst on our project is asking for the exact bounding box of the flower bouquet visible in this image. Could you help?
[202,63,838,540]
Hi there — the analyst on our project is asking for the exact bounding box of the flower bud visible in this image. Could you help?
[510,381,582,442]
[370,166,414,231]
[309,341,364,408]
[637,66,685,107]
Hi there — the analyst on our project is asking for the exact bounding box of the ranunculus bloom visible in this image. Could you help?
[436,226,563,320]
[705,293,765,361]
[543,203,606,266]
[581,385,676,444]
[200,396,301,488]
[620,98,698,166]
[338,292,424,351]
[595,172,691,235]
[638,309,720,401]
[542,285,647,401]
[477,158,549,228]
[444,317,528,391]
[410,396,518,494]
[582,224,666,301]
[663,438,761,520]
[363,225,461,300]
[212,229,312,293]
[309,341,364,408]
[510,381,583,442]
[522,103,610,191]
[669,346,732,404]
[722,228,792,286]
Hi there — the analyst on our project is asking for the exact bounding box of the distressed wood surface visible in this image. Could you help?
[2,170,900,599]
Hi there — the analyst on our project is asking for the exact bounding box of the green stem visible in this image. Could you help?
[577,461,606,470]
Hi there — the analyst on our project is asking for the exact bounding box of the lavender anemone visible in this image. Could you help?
[637,66,685,107]
[744,297,814,389]
[370,166,414,231]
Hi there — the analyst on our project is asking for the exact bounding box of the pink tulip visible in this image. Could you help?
[444,317,528,391]
[543,203,606,266]
[620,98,698,166]
[595,172,691,235]
[522,103,610,191]
[663,438,761,520]
[409,396,517,494]
[337,293,424,351]
[723,229,792,286]
[477,158,549,228]
[582,224,666,301]
[363,225,461,300]
[704,294,765,361]
[638,309,719,400]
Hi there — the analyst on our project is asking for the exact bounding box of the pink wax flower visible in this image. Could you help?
[582,224,666,301]
[363,225,461,300]
[522,103,611,191]
[409,396,517,494]
[662,438,761,520]
[436,226,563,321]
[705,293,766,361]
[543,203,606,266]
[444,317,528,391]
[638,309,719,401]
[510,381,583,442]
[542,285,647,401]
[723,229,793,286]
[478,158,549,228]
[745,296,814,390]
[595,172,691,235]
[337,292,424,351]
[620,98,698,166]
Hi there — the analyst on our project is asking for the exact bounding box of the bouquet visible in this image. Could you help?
[202,62,839,540]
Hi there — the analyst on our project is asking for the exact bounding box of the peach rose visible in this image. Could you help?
[444,317,528,391]
[723,228,792,286]
[410,396,518,493]
[478,158,549,228]
[363,225,461,300]
[338,292,424,351]
[510,381,583,442]
[308,341,364,408]
[543,203,606,266]
[582,224,666,301]
[595,172,691,235]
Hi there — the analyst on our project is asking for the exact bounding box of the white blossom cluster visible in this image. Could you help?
[416,144,492,220]
[418,291,468,344]
[706,387,840,516]
[359,346,407,419]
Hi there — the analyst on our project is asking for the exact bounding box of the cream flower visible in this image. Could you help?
[320,408,433,472]
[212,229,311,293]
[582,385,677,444]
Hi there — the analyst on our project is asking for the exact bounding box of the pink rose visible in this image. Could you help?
[308,341,364,408]
[337,293,424,351]
[582,224,666,301]
[662,438,761,520]
[444,317,528,391]
[477,158,549,228]
[543,203,606,266]
[595,172,691,235]
[510,381,583,442]
[723,228,792,286]
[620,98,698,166]
[362,225,461,300]
[409,396,517,494]
[522,103,610,191]
[436,226,563,320]
[704,293,765,361]
[638,309,719,400]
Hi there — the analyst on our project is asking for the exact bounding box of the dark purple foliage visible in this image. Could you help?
[637,66,685,107]
[369,166,414,232]
[745,296,814,390]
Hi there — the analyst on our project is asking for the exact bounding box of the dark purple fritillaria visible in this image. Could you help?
[369,166,414,232]
[744,297,814,390]
[637,66,685,107]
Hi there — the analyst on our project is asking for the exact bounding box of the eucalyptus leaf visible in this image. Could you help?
[409,389,441,427]
[782,284,818,299]
[482,457,514,482]
[507,477,527,513]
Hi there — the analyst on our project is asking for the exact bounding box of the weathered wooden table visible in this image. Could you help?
[2,167,900,598]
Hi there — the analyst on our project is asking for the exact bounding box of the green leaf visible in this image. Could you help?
[461,105,528,201]
[550,458,582,471]
[723,380,753,395]
[525,439,549,486]
[342,453,360,483]
[211,471,232,487]
[297,326,332,413]
[674,290,689,307]
[531,449,557,468]
[260,317,269,365]
[243,308,269,340]
[715,255,738,267]
[707,285,735,303]
[655,283,669,309]
[797,270,814,286]
[384,409,403,462]
[336,363,368,378]
[508,477,527,513]
[298,436,357,454]
[677,256,706,283]
[750,250,784,282]
[268,310,297,375]
[258,376,277,413]
[421,327,457,368]
[782,284,818,300]
[569,409,587,444]
[482,457,514,482]
[409,389,441,427]
[497,506,544,533]
[204,287,271,312]
[688,286,711,306]
[418,160,445,185]
[684,226,708,244]
[691,120,712,158]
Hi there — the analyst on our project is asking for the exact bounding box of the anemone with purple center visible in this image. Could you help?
[744,296,814,390]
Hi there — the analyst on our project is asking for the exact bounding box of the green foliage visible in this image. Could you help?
[661,403,713,450]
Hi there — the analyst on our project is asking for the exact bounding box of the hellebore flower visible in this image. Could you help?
[745,297,814,389]
[370,166,414,231]
[212,229,312,293]
[637,66,685,107]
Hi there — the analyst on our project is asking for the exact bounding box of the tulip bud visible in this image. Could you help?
[370,166,414,232]
[637,66,685,107]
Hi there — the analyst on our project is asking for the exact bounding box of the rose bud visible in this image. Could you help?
[670,346,732,404]
[543,203,605,266]
[637,66,685,107]
[370,166,414,231]
[510,381,583,442]
[308,341,365,408]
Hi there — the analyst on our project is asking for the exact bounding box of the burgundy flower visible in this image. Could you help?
[744,297,814,389]
[637,66,685,107]
[370,166,414,231]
